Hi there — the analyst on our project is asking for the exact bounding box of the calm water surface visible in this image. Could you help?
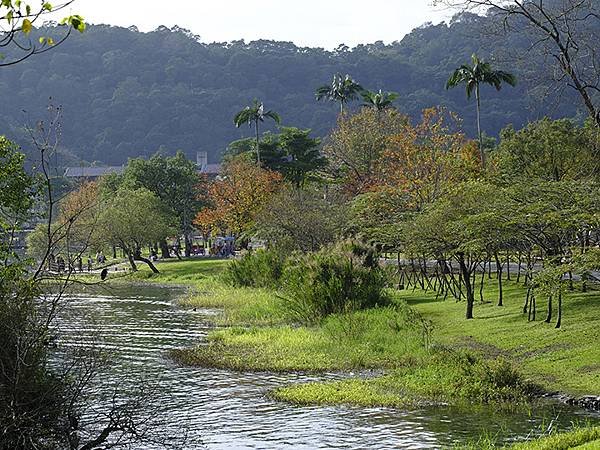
[56,284,599,449]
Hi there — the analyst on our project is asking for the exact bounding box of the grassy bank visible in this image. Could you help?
[273,348,539,407]
[455,425,600,449]
[401,282,600,396]
[507,425,600,449]
[172,305,429,372]
[127,258,599,403]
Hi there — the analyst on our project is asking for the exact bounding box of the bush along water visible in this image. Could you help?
[279,240,390,323]
[222,248,287,289]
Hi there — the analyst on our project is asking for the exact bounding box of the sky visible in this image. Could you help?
[56,0,452,49]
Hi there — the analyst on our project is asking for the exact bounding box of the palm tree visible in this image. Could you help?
[361,89,399,111]
[446,54,516,167]
[316,73,362,114]
[234,100,281,165]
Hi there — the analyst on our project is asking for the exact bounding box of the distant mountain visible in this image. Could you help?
[0,14,583,166]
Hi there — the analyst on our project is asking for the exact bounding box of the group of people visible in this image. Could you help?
[210,241,235,257]
[47,252,107,273]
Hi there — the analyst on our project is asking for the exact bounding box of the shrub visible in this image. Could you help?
[223,248,287,289]
[280,240,389,323]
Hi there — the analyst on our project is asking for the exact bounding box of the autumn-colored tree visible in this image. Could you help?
[376,107,480,210]
[323,107,408,196]
[194,157,283,236]
[27,181,102,263]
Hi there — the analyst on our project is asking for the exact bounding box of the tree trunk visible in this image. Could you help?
[184,231,192,258]
[126,252,138,272]
[255,120,261,165]
[545,295,553,323]
[506,250,511,281]
[397,252,404,290]
[457,253,475,319]
[523,286,531,314]
[134,255,160,274]
[159,240,170,259]
[479,260,486,302]
[528,293,536,321]
[555,292,562,329]
[494,252,503,306]
[475,84,485,168]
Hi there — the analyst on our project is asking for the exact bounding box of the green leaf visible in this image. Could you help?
[22,18,32,34]
[68,15,85,32]
[43,2,52,11]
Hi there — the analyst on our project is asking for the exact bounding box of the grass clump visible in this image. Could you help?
[280,240,389,323]
[222,248,286,289]
[171,303,428,371]
[272,347,540,408]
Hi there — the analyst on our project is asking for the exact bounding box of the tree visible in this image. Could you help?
[375,107,480,210]
[254,187,345,252]
[261,127,326,188]
[405,181,502,319]
[348,187,409,252]
[323,108,408,196]
[234,99,281,165]
[1,134,181,448]
[0,0,85,67]
[123,151,206,257]
[492,118,599,183]
[194,157,283,237]
[361,89,399,111]
[97,188,174,273]
[316,73,363,114]
[0,136,34,257]
[446,53,516,166]
[439,0,600,127]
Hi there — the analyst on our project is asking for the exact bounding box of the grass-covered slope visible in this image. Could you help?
[128,258,600,403]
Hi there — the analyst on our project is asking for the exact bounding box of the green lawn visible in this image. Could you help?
[401,282,600,395]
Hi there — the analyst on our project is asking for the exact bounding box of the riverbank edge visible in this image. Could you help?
[120,259,600,411]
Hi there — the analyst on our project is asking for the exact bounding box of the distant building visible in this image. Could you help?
[196,151,221,177]
[63,166,124,179]
[63,153,221,180]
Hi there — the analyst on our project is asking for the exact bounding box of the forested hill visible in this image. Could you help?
[0,13,583,165]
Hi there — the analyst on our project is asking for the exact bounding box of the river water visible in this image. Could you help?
[56,284,599,449]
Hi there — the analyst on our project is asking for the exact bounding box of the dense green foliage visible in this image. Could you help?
[280,241,389,323]
[0,14,585,165]
[223,248,287,289]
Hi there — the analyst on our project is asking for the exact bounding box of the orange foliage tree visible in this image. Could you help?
[322,108,408,196]
[194,157,283,236]
[375,107,480,210]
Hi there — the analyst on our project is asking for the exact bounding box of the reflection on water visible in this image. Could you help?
[56,284,599,449]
